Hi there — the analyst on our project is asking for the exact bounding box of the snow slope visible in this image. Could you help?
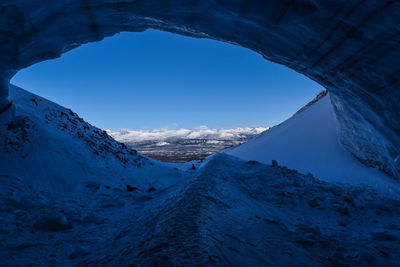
[227,93,398,192]
[0,85,184,195]
[1,86,400,265]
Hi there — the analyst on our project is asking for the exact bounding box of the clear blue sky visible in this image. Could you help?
[12,30,324,131]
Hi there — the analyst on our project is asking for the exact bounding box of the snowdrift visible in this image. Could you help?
[227,92,398,192]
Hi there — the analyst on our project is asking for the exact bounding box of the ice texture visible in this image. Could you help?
[0,1,399,176]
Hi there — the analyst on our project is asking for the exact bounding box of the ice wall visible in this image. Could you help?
[0,0,399,176]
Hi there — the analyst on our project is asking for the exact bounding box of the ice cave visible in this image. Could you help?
[1,1,400,266]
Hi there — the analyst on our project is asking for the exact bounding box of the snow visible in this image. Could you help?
[107,125,266,163]
[0,85,185,195]
[227,93,400,193]
[0,0,399,263]
[1,86,400,265]
[2,149,400,265]
[107,126,268,143]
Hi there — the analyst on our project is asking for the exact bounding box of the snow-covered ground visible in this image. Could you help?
[226,92,399,193]
[1,86,400,265]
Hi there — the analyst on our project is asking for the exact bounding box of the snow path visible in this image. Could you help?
[3,154,400,265]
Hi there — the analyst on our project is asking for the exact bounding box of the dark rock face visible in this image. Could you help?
[0,0,399,176]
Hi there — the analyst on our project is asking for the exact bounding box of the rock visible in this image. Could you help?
[83,181,100,191]
[307,197,320,207]
[335,206,350,216]
[147,187,156,193]
[371,232,398,242]
[82,213,103,225]
[126,185,138,192]
[69,246,89,259]
[33,212,72,232]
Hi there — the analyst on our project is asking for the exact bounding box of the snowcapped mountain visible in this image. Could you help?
[107,126,268,162]
[108,126,267,142]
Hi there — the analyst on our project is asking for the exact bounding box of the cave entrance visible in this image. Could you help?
[11,30,324,163]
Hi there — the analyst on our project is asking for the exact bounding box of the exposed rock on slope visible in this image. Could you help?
[0,85,183,193]
[294,90,328,116]
[0,0,399,177]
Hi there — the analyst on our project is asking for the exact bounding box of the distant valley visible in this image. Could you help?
[107,127,268,162]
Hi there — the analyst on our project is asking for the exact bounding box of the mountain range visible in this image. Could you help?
[107,126,268,162]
